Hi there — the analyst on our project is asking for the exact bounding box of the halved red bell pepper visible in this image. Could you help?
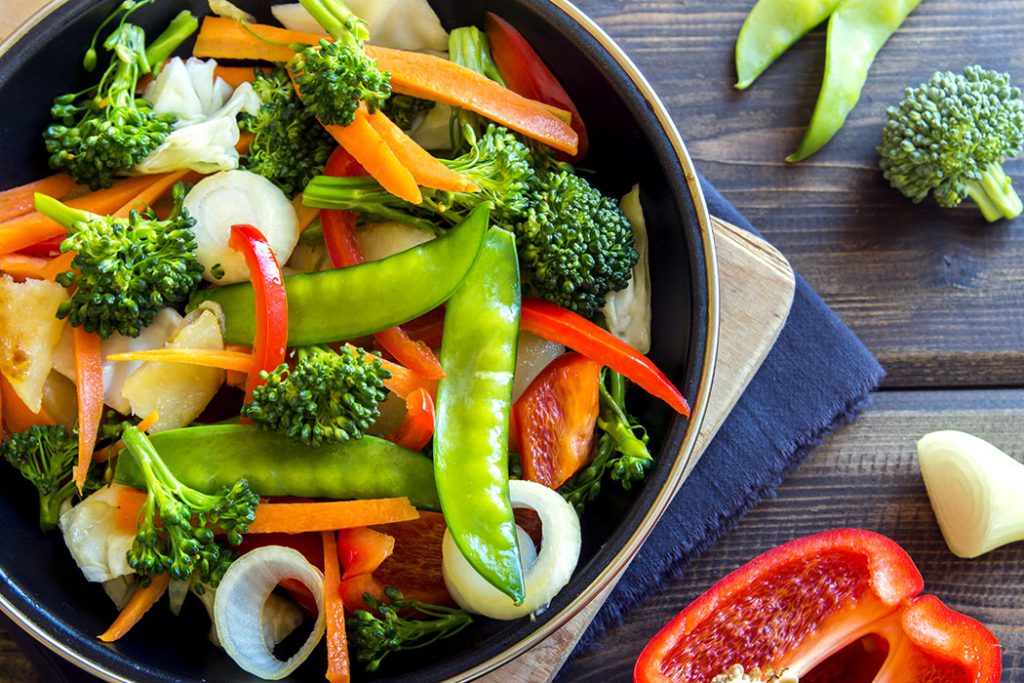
[228,224,288,404]
[321,148,446,381]
[513,352,601,490]
[485,12,589,162]
[635,528,1001,683]
[519,298,689,417]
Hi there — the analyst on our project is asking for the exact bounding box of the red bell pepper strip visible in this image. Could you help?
[321,148,445,381]
[634,528,1001,683]
[485,12,589,162]
[321,530,351,683]
[385,386,436,452]
[519,298,689,416]
[72,327,104,492]
[337,527,396,580]
[513,352,601,490]
[228,224,288,404]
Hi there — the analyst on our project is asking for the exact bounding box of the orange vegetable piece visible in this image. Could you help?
[364,109,477,193]
[97,573,171,642]
[0,374,54,433]
[106,348,255,374]
[372,511,453,606]
[337,527,395,580]
[0,173,80,223]
[192,16,321,63]
[246,497,419,534]
[322,108,422,204]
[322,530,351,683]
[72,328,104,492]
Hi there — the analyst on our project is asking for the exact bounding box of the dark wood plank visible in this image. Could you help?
[561,389,1024,680]
[577,0,1024,388]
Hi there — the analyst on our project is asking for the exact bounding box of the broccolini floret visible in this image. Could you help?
[241,66,337,197]
[34,183,204,339]
[348,587,473,672]
[0,426,101,531]
[559,369,653,512]
[242,345,391,447]
[121,426,258,585]
[878,65,1024,222]
[44,4,198,189]
[290,0,391,126]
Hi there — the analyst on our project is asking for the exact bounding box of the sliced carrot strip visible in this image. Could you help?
[0,374,54,433]
[0,254,50,280]
[38,251,76,282]
[114,486,148,533]
[365,45,577,155]
[292,194,321,233]
[98,573,171,642]
[193,16,320,62]
[364,109,477,193]
[0,173,79,223]
[72,328,104,492]
[106,348,255,374]
[237,130,254,155]
[322,530,351,683]
[214,65,262,89]
[323,110,422,204]
[112,169,195,218]
[247,498,419,534]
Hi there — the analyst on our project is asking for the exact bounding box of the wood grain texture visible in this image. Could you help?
[562,390,1024,681]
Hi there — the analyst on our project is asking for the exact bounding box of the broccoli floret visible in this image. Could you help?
[559,370,653,513]
[878,65,1024,222]
[290,0,391,126]
[121,426,258,584]
[43,5,197,189]
[1,426,102,531]
[34,183,204,339]
[348,587,473,672]
[241,66,337,198]
[242,345,391,447]
[303,124,636,317]
[380,94,436,131]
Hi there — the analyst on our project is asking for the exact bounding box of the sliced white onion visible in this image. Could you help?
[442,480,580,620]
[601,185,651,354]
[168,578,191,616]
[512,333,565,402]
[214,546,325,680]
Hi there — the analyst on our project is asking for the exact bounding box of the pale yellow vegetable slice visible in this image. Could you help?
[917,430,1024,558]
[121,304,226,431]
[0,275,68,412]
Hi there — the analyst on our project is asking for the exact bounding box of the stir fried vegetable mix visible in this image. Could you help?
[0,0,691,679]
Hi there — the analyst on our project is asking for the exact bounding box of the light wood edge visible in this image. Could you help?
[481,217,795,683]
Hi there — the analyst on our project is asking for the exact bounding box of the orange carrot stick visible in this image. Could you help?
[364,109,477,193]
[236,130,254,155]
[246,498,419,534]
[0,173,79,223]
[98,573,171,642]
[322,530,351,683]
[214,65,263,89]
[72,328,104,492]
[0,374,54,433]
[114,486,149,532]
[323,109,422,204]
[292,195,321,233]
[96,411,160,465]
[112,169,195,218]
[106,348,255,374]
[193,16,320,62]
[0,254,50,280]
[365,45,578,155]
[37,251,76,282]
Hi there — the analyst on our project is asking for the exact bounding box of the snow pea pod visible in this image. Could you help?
[735,0,843,90]
[114,424,440,510]
[787,0,920,162]
[188,205,490,346]
[434,225,525,605]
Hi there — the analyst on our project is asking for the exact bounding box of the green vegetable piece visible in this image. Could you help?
[145,10,199,72]
[242,345,391,447]
[434,225,525,604]
[189,204,489,346]
[877,66,1024,222]
[787,0,921,163]
[735,0,843,90]
[121,426,259,584]
[114,424,441,510]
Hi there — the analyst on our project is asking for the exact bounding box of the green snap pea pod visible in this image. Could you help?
[787,0,920,162]
[114,424,440,510]
[735,0,843,90]
[188,205,490,346]
[434,225,525,604]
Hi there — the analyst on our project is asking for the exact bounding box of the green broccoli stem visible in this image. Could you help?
[964,163,1024,222]
[144,10,199,72]
[598,371,651,463]
[448,27,505,86]
[33,193,98,230]
[123,426,220,513]
[299,0,366,48]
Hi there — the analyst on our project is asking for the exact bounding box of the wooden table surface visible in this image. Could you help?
[3,0,1024,681]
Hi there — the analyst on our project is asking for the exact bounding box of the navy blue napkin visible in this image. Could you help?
[559,177,886,667]
[1,177,884,681]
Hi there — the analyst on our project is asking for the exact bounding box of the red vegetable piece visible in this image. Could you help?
[634,529,1001,683]
[337,527,396,580]
[385,386,436,451]
[513,352,600,489]
[228,224,287,405]
[373,510,453,606]
[519,298,689,416]
[485,12,589,162]
[338,572,386,613]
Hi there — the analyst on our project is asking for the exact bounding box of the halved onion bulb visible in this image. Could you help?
[214,546,325,680]
[442,479,581,619]
[918,430,1024,558]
